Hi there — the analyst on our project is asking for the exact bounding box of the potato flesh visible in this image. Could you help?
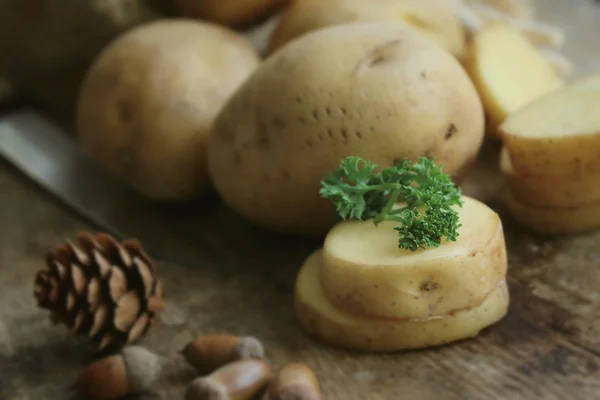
[503,190,600,235]
[500,147,600,207]
[465,22,563,131]
[295,250,510,352]
[500,74,600,176]
[321,196,507,319]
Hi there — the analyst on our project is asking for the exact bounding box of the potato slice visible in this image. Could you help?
[499,74,600,177]
[500,147,600,207]
[295,250,509,352]
[503,190,600,235]
[320,196,507,319]
[464,22,563,135]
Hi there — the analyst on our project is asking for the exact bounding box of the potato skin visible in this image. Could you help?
[207,23,485,235]
[294,249,509,352]
[500,147,600,208]
[76,19,260,202]
[503,190,600,235]
[268,0,466,58]
[174,0,289,28]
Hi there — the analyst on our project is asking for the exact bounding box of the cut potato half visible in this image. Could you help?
[321,197,507,319]
[464,22,563,135]
[503,190,600,235]
[499,73,600,176]
[500,147,600,207]
[295,250,509,352]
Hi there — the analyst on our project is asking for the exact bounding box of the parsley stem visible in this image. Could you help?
[374,186,402,224]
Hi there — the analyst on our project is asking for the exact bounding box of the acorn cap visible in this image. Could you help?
[122,345,163,392]
[231,336,264,360]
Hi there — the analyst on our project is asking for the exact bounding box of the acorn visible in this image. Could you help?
[181,334,265,374]
[185,359,272,400]
[71,346,162,400]
[270,363,321,400]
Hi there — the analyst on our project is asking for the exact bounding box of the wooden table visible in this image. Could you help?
[2,135,600,400]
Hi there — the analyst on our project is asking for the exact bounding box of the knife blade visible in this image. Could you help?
[0,108,222,267]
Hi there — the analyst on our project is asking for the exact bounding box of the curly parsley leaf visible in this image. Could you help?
[320,156,463,251]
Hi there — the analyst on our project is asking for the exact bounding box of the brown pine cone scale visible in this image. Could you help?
[34,232,164,352]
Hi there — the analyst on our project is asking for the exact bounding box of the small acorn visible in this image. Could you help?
[184,359,272,400]
[270,363,321,400]
[181,334,265,374]
[71,346,162,400]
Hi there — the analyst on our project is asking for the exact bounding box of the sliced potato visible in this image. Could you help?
[503,190,600,235]
[500,147,600,207]
[295,249,509,352]
[499,73,600,177]
[321,196,507,319]
[464,22,563,135]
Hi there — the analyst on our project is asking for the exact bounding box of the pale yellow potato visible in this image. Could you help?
[464,22,563,136]
[207,23,485,236]
[295,249,509,352]
[321,196,507,319]
[268,0,466,58]
[76,20,260,202]
[503,190,600,235]
[500,147,600,207]
[174,0,289,28]
[499,73,600,177]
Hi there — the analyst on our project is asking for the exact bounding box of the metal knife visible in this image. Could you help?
[0,109,230,267]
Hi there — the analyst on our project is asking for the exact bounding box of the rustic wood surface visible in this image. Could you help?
[3,2,600,398]
[1,136,600,400]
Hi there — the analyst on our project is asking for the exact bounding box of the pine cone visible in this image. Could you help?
[33,232,165,352]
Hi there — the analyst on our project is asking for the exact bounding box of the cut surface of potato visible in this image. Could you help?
[295,249,509,352]
[500,74,600,176]
[503,190,600,235]
[321,196,507,319]
[500,147,600,207]
[269,0,466,58]
[465,22,563,134]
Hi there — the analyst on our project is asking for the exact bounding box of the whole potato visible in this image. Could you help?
[76,19,260,202]
[174,0,289,28]
[207,23,485,236]
[268,0,466,58]
[0,0,169,127]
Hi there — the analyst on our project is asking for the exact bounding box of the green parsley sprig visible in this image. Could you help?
[319,156,463,251]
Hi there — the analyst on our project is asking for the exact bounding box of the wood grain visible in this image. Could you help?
[1,138,600,399]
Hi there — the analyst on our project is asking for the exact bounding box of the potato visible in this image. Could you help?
[500,147,600,208]
[499,73,600,177]
[76,20,260,202]
[174,0,289,28]
[207,23,485,236]
[464,22,564,136]
[503,190,600,235]
[321,196,507,319]
[268,0,466,58]
[294,196,509,352]
[0,0,168,128]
